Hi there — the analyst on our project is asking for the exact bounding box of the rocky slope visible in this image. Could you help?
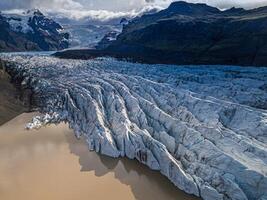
[0,10,69,52]
[0,61,25,125]
[112,1,267,66]
[1,53,266,200]
[56,1,267,66]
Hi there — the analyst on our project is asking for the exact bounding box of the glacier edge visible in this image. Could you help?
[1,54,267,200]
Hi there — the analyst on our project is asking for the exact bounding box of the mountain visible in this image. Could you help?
[108,1,267,66]
[48,12,128,49]
[55,1,267,66]
[0,9,69,52]
[63,24,122,49]
[50,7,155,49]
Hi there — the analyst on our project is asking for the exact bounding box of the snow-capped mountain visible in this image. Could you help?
[0,9,69,52]
[64,24,121,49]
[51,13,131,49]
[43,6,158,49]
[0,5,159,51]
[90,1,267,66]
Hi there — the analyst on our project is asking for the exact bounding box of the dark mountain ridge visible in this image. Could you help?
[55,1,267,66]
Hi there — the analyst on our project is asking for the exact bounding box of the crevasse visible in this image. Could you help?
[1,54,267,200]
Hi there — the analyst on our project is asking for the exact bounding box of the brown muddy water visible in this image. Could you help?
[0,113,200,200]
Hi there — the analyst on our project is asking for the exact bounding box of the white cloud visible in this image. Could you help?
[0,0,83,10]
[1,0,267,11]
[51,9,136,21]
[177,0,267,9]
[1,0,267,22]
[0,0,165,22]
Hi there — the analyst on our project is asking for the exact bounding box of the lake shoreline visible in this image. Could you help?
[0,63,26,125]
[0,57,200,200]
[0,112,200,200]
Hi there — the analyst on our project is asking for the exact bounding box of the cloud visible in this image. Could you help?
[2,0,267,11]
[0,0,165,22]
[177,0,267,9]
[0,0,82,10]
[1,0,267,22]
[0,0,149,11]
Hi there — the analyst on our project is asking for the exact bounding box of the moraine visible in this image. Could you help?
[0,53,267,200]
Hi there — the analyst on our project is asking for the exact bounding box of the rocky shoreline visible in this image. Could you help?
[0,59,26,125]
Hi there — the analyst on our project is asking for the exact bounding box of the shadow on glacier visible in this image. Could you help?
[65,132,200,200]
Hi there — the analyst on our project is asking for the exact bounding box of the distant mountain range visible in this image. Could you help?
[0,5,160,51]
[0,9,69,52]
[63,24,122,49]
[56,1,267,66]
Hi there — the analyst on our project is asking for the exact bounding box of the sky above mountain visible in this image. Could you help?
[1,0,267,11]
[1,0,267,21]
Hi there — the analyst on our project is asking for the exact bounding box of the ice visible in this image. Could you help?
[4,12,34,34]
[1,54,267,200]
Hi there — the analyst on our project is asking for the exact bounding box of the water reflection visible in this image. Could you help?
[65,129,200,200]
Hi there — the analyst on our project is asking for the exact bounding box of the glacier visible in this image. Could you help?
[0,54,267,200]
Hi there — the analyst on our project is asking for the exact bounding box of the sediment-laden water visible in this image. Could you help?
[0,112,198,200]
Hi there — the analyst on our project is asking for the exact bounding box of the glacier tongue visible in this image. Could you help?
[1,54,267,200]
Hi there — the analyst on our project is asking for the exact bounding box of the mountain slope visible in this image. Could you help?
[110,2,267,65]
[87,1,267,66]
[0,10,69,52]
